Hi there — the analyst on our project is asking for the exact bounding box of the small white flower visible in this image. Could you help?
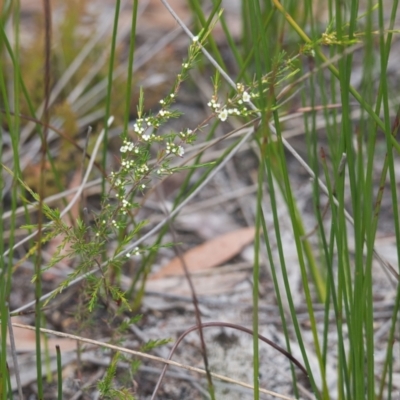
[177,146,184,157]
[218,109,228,122]
[192,36,199,42]
[242,91,251,103]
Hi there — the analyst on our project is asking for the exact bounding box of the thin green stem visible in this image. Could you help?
[102,0,121,194]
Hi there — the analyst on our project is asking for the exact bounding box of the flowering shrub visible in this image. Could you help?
[23,33,259,311]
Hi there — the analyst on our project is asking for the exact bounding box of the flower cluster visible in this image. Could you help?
[133,118,154,141]
[120,139,136,154]
[207,82,255,122]
[166,142,185,157]
[125,247,140,258]
[133,118,146,135]
[121,158,136,171]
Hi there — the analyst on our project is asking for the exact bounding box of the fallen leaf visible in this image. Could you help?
[176,211,240,240]
[150,227,256,279]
